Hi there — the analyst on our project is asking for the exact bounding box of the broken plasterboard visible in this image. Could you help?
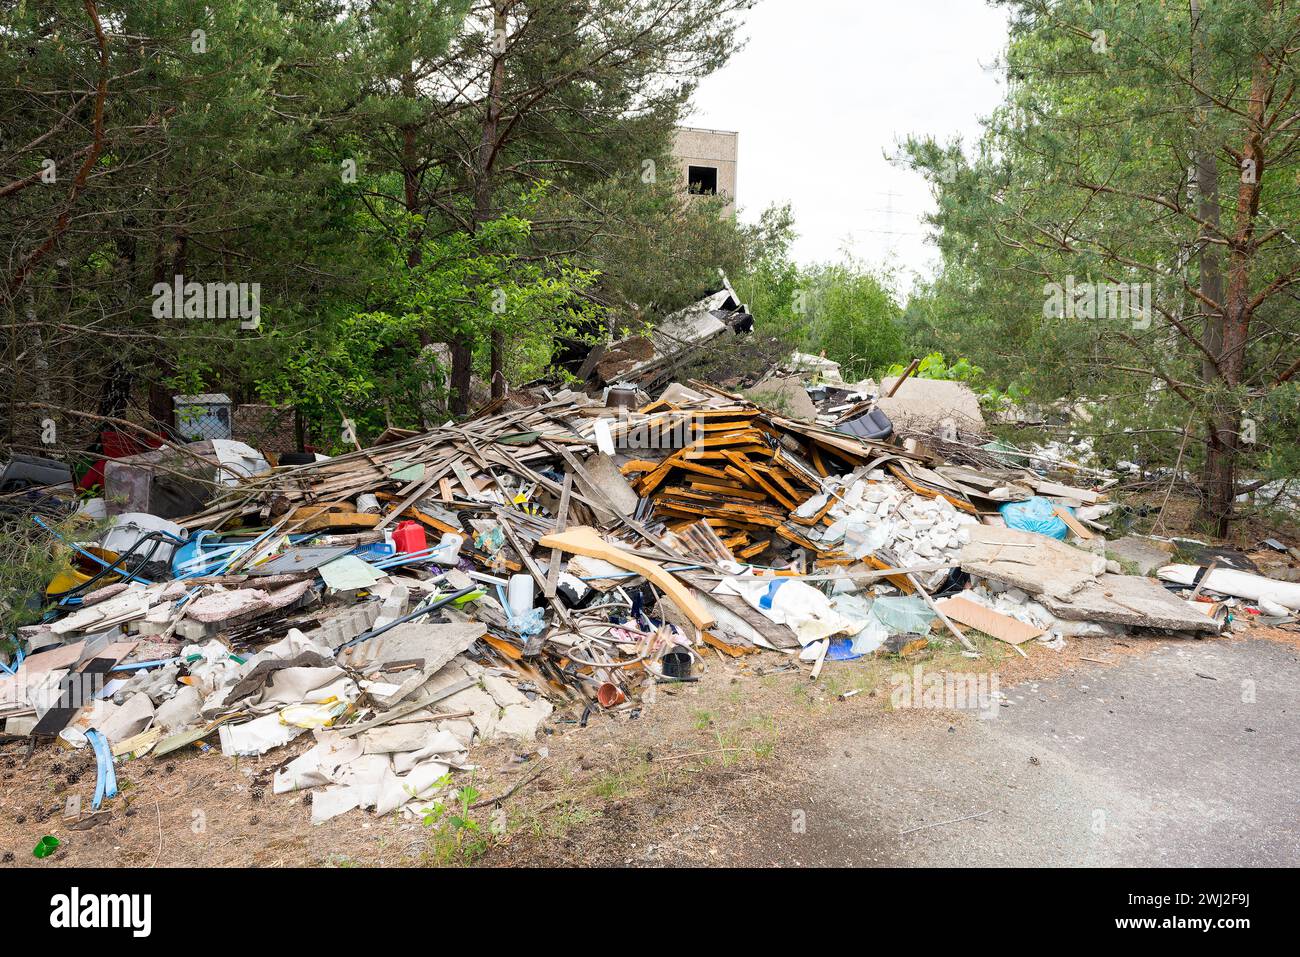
[338,621,487,708]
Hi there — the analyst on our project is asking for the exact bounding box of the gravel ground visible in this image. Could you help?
[4,628,1297,868]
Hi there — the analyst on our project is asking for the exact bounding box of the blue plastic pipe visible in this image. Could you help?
[86,729,118,810]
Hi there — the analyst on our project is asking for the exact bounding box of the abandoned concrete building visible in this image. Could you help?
[671,126,738,214]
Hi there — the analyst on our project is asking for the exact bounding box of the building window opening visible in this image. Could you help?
[688,165,718,195]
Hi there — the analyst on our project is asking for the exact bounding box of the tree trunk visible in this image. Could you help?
[1197,22,1270,536]
[401,79,421,272]
[468,1,508,409]
[1190,0,1227,528]
[399,72,434,427]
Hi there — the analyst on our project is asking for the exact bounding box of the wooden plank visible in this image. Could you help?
[686,481,765,500]
[665,486,770,506]
[1032,479,1103,505]
[538,526,715,629]
[292,509,382,532]
[755,464,802,502]
[543,471,574,600]
[451,461,484,500]
[722,450,798,510]
[772,445,828,490]
[701,631,759,657]
[635,449,686,496]
[374,493,461,536]
[1053,506,1094,540]
[671,458,735,480]
[887,463,979,514]
[863,554,915,592]
[481,632,524,659]
[374,466,448,530]
[620,459,661,475]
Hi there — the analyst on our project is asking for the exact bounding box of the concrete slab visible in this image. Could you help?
[1040,573,1221,633]
[961,525,1105,598]
[747,375,819,422]
[877,377,986,433]
[1107,535,1175,575]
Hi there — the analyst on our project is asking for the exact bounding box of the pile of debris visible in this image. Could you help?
[3,361,1294,828]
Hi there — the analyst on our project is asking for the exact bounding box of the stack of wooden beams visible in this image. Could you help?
[616,382,928,564]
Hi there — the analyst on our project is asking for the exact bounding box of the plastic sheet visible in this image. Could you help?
[999,496,1070,540]
[869,595,936,634]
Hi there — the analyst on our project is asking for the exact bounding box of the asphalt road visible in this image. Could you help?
[723,638,1300,866]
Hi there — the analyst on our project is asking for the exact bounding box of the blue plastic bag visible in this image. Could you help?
[825,637,864,661]
[999,496,1070,540]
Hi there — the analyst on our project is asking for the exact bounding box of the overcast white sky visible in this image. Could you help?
[686,0,1009,289]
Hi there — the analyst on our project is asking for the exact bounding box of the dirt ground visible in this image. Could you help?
[5,614,1295,869]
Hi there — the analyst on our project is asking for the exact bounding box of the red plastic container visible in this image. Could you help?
[393,520,427,555]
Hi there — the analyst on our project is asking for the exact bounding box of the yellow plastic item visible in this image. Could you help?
[278,698,352,729]
[46,547,121,596]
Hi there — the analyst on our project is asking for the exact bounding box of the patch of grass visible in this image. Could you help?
[1105,551,1143,576]
[513,799,598,843]
[747,716,779,760]
[968,629,1009,662]
[714,729,742,766]
[819,670,847,697]
[592,772,629,799]
[692,709,713,730]
[418,775,490,866]
[548,800,597,834]
[742,387,796,417]
[835,656,890,693]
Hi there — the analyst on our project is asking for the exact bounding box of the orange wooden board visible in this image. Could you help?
[935,595,1043,645]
